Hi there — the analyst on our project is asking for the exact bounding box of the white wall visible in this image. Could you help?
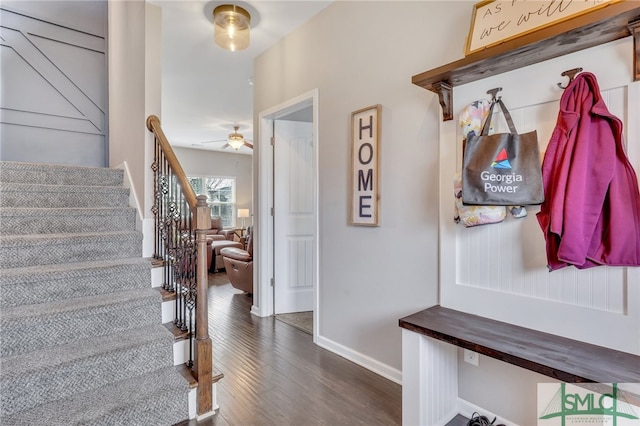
[108,0,161,257]
[254,1,473,378]
[145,2,162,222]
[108,0,162,219]
[108,0,145,208]
[173,147,253,226]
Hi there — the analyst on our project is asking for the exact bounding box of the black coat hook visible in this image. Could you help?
[486,87,503,102]
[558,67,583,89]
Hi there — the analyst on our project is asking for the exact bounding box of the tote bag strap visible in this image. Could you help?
[480,98,518,136]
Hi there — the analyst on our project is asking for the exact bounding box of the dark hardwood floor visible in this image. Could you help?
[181,272,402,425]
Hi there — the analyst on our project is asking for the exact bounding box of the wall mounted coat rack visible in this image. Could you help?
[412,4,640,121]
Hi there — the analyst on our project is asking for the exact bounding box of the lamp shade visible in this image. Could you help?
[213,5,250,51]
[237,208,250,218]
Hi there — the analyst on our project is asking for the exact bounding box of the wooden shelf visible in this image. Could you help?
[412,2,640,121]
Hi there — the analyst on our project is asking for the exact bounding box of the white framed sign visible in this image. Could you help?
[465,0,619,55]
[350,105,381,226]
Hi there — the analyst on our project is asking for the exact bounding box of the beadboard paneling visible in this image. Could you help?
[440,37,639,354]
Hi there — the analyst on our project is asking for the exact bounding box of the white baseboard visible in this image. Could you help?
[115,162,154,257]
[457,398,519,426]
[251,304,266,317]
[316,335,402,384]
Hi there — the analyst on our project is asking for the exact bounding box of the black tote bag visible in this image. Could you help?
[462,98,544,206]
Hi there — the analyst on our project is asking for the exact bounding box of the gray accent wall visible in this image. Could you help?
[0,2,108,167]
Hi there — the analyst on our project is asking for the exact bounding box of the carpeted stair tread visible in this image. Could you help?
[0,206,137,234]
[2,365,190,426]
[0,258,152,308]
[1,324,177,418]
[1,323,174,382]
[0,230,141,244]
[0,257,151,281]
[0,182,130,208]
[2,287,160,320]
[0,231,143,268]
[0,161,192,423]
[0,183,129,194]
[1,288,163,356]
[0,161,124,186]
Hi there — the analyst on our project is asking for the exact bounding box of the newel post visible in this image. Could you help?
[193,195,213,415]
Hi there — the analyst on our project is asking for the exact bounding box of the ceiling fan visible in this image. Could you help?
[197,125,253,150]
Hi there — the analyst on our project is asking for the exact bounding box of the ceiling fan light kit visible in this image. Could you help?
[198,125,253,151]
[213,4,251,52]
[228,126,245,150]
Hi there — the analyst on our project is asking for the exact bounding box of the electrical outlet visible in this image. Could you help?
[464,349,479,366]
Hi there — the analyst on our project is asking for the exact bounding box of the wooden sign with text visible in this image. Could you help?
[465,0,619,55]
[350,105,381,226]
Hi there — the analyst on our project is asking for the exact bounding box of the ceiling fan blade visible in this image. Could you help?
[244,141,253,149]
[222,143,231,149]
[200,139,227,144]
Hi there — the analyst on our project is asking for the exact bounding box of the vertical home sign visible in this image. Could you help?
[350,105,381,226]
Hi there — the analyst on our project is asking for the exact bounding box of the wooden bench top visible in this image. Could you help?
[399,305,640,384]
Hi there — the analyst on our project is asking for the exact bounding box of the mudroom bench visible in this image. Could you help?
[399,305,640,425]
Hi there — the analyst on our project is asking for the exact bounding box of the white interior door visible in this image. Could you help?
[273,119,315,314]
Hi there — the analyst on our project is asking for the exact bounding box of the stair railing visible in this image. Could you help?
[146,115,214,416]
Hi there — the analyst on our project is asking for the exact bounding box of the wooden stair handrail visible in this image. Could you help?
[146,115,198,210]
[146,114,214,417]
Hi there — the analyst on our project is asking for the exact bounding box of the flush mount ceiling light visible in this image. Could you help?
[213,4,250,51]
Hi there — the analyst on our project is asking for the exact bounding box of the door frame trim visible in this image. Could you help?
[254,89,319,338]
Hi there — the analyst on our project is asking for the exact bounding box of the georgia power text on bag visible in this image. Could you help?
[462,98,544,206]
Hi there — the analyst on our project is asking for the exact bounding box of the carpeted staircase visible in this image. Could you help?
[0,161,189,425]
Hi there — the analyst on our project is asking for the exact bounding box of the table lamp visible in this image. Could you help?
[237,208,249,230]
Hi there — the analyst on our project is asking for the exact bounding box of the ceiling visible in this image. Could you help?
[151,1,332,155]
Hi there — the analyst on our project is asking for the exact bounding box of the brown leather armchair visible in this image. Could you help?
[220,227,253,294]
[205,216,235,270]
[206,216,234,240]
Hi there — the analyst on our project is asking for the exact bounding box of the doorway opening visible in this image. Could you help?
[256,90,319,341]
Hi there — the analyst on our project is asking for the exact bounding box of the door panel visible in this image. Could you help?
[274,120,315,314]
